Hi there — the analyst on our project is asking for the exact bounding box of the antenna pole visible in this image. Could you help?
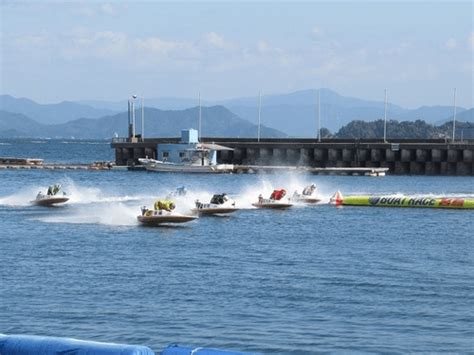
[199,92,202,141]
[132,98,136,138]
[258,91,262,142]
[318,89,321,142]
[452,88,457,142]
[141,97,144,140]
[383,88,387,143]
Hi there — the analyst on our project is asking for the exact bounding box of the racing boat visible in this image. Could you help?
[252,189,293,209]
[31,184,69,206]
[292,183,321,204]
[32,192,69,206]
[193,194,238,215]
[137,207,197,226]
[252,198,293,209]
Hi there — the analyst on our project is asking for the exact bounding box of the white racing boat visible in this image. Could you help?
[252,198,293,209]
[292,184,320,204]
[32,192,69,206]
[137,207,197,226]
[193,194,238,215]
[252,189,293,209]
[31,184,69,206]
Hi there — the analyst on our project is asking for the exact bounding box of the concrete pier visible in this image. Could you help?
[111,138,474,176]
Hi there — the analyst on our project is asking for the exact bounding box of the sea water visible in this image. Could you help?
[0,139,473,353]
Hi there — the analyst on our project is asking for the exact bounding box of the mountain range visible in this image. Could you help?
[0,90,472,139]
[0,106,284,139]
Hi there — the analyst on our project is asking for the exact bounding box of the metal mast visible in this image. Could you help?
[452,88,457,142]
[318,89,321,142]
[141,97,144,140]
[383,89,388,142]
[258,91,262,142]
[199,92,202,141]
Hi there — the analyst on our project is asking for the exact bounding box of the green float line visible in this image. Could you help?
[337,195,474,209]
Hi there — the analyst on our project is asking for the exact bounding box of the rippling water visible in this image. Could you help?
[0,140,473,353]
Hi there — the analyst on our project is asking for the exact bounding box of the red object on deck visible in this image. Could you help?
[270,189,287,201]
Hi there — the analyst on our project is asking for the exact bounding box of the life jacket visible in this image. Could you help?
[154,200,175,211]
[270,189,286,201]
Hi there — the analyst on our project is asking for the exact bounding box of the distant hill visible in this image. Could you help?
[221,89,467,136]
[0,111,46,137]
[0,106,286,139]
[3,90,471,136]
[438,108,474,124]
[335,119,474,139]
[0,95,118,124]
[79,97,206,111]
[80,89,467,137]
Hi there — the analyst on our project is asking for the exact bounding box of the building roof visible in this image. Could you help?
[198,143,234,151]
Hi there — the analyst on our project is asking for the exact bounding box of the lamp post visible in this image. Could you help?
[383,89,387,143]
[258,91,262,142]
[130,95,137,139]
[452,88,457,142]
[317,89,321,142]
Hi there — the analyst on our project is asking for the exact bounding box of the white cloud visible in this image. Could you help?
[204,32,234,50]
[311,26,324,39]
[256,40,270,54]
[468,32,474,51]
[444,38,457,50]
[135,36,200,61]
[101,3,118,16]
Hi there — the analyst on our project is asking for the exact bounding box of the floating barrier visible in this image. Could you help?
[0,334,154,355]
[330,191,474,209]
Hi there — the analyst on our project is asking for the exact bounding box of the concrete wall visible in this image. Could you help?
[112,140,474,175]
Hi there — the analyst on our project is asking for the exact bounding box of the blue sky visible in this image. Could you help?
[1,1,473,108]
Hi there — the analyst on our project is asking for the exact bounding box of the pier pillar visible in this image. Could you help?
[416,149,429,162]
[286,148,300,165]
[273,148,286,164]
[401,149,414,162]
[431,148,445,162]
[258,148,272,165]
[410,161,425,175]
[385,149,399,162]
[394,161,409,174]
[447,149,460,162]
[115,148,124,165]
[245,148,259,164]
[313,148,327,162]
[425,162,441,175]
[233,148,243,164]
[456,162,472,176]
[370,148,382,162]
[342,149,353,162]
[328,148,341,162]
[357,149,369,162]
[300,148,312,166]
[463,149,473,162]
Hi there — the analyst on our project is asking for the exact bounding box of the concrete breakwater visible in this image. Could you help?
[111,138,474,176]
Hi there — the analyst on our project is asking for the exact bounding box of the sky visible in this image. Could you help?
[0,0,473,108]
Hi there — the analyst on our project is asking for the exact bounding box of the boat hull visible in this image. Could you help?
[137,214,197,225]
[32,196,69,206]
[293,196,321,204]
[252,202,293,209]
[140,159,234,173]
[193,207,238,215]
